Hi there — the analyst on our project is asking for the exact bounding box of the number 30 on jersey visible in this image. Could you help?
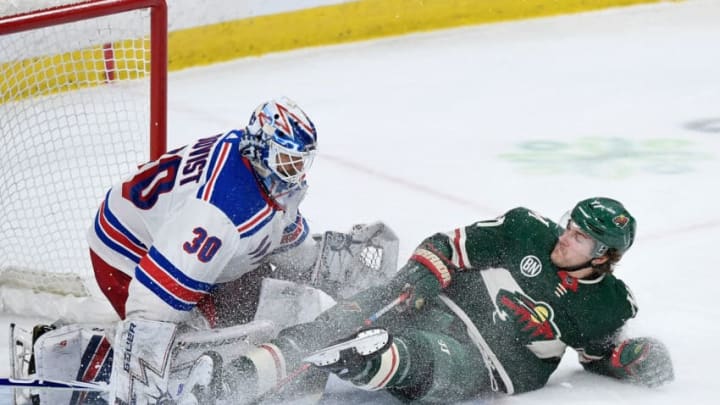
[183,227,222,262]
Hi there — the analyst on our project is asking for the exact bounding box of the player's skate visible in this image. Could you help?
[9,323,55,378]
[9,323,31,380]
[8,323,33,404]
[8,323,58,404]
[304,327,391,378]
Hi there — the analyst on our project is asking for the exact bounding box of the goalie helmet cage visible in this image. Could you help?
[0,0,167,317]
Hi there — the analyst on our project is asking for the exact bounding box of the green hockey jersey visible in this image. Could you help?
[404,207,638,394]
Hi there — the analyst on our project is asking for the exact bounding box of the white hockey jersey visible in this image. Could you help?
[87,130,310,322]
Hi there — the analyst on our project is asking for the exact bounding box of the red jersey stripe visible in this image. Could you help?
[138,255,206,303]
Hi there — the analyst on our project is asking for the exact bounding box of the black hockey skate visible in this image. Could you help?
[28,324,56,376]
[304,327,391,378]
[9,323,56,405]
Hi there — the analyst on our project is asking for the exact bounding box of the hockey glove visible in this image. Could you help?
[608,337,674,387]
[393,251,450,311]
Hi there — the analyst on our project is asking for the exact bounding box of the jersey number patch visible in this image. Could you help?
[183,227,222,263]
[122,155,182,209]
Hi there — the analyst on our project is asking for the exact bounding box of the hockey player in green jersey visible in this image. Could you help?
[223,197,674,403]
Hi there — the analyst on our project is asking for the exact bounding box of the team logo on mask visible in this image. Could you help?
[613,214,629,228]
[520,255,542,277]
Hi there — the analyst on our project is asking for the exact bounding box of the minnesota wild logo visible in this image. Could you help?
[613,214,629,228]
[497,290,560,341]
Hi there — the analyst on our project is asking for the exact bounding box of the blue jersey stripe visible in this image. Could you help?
[102,193,147,249]
[248,235,270,256]
[239,210,276,238]
[135,267,195,311]
[93,213,142,264]
[147,247,214,293]
[249,238,272,262]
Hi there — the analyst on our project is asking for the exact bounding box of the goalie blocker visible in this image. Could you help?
[10,222,398,404]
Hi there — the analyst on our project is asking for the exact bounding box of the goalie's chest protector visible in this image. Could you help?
[441,207,635,389]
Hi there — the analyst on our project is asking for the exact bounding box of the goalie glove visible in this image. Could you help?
[607,337,674,388]
[311,222,399,299]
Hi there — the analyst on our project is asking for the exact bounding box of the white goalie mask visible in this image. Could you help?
[244,97,318,197]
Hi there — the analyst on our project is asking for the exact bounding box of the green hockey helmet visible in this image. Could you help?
[569,197,636,256]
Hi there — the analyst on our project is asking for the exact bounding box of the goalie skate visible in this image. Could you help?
[9,323,32,380]
[8,323,60,405]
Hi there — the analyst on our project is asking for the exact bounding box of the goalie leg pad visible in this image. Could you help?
[167,320,277,402]
[109,319,177,405]
[31,323,114,405]
[171,320,277,368]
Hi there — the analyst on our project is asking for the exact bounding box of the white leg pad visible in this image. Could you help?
[33,323,113,405]
[109,319,177,405]
[167,320,278,399]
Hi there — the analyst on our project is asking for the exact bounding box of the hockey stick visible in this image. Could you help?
[0,377,109,391]
[364,290,411,325]
[248,291,410,404]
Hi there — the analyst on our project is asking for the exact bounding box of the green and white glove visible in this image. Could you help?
[608,337,674,388]
[393,263,443,311]
[390,241,457,311]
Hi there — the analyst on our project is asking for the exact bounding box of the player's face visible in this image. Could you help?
[551,220,596,268]
[275,151,305,178]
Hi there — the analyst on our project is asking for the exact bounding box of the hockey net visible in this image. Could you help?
[0,0,167,320]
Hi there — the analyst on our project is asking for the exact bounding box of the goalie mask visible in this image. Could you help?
[559,197,636,257]
[243,97,318,197]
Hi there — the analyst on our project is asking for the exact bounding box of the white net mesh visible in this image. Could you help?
[0,1,157,300]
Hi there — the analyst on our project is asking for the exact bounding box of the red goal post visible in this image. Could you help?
[0,0,168,317]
